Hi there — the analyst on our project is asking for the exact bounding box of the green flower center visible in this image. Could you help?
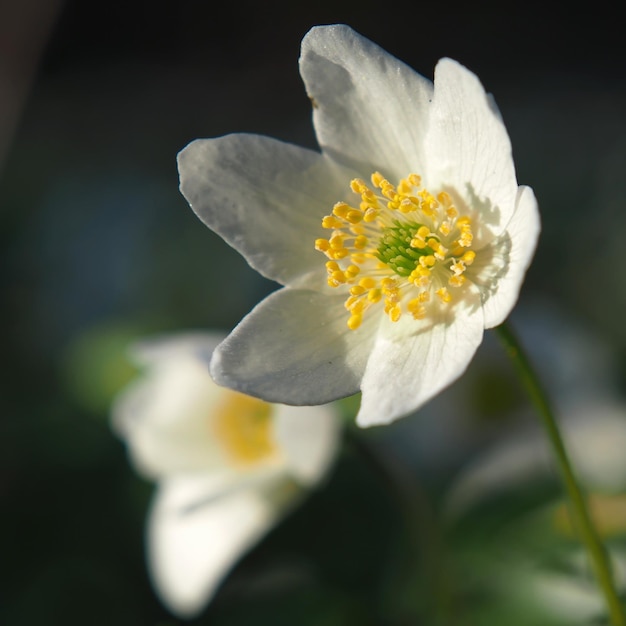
[376,221,437,277]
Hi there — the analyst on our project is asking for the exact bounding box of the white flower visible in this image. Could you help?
[111,332,339,618]
[177,24,540,427]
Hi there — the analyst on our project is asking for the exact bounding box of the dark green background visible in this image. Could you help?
[2,1,626,624]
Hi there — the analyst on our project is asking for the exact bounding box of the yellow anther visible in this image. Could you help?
[331,270,346,284]
[363,207,378,222]
[407,298,422,312]
[315,238,330,252]
[407,298,426,319]
[408,174,421,186]
[344,264,360,279]
[345,210,362,224]
[419,255,436,268]
[322,215,343,229]
[459,232,473,247]
[329,234,345,248]
[417,226,430,238]
[385,290,400,304]
[327,277,340,287]
[347,314,363,330]
[388,304,401,322]
[397,179,412,194]
[345,295,359,310]
[351,253,368,264]
[330,248,349,259]
[381,187,396,201]
[399,198,416,213]
[371,172,385,187]
[381,277,397,290]
[426,238,439,249]
[350,285,366,296]
[326,260,339,272]
[418,291,430,303]
[359,277,377,289]
[410,237,426,249]
[348,298,367,314]
[350,179,368,194]
[368,288,382,303]
[435,244,448,260]
[449,274,466,287]
[450,260,465,275]
[439,222,451,236]
[462,250,476,265]
[332,202,351,219]
[354,235,368,249]
[436,288,452,303]
[456,216,471,227]
[446,206,458,218]
[437,191,451,204]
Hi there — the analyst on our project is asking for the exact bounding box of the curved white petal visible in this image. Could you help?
[178,134,348,289]
[474,185,541,328]
[273,402,341,486]
[210,287,378,405]
[424,58,518,240]
[300,24,433,180]
[357,285,484,427]
[147,474,287,618]
[112,339,227,478]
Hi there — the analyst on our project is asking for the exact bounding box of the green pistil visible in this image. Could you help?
[376,221,436,277]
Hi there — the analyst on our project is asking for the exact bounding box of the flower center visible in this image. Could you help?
[315,172,477,330]
[213,391,278,466]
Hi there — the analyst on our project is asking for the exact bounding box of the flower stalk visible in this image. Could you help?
[495,322,625,626]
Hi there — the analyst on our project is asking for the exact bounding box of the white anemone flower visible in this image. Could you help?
[112,333,339,618]
[177,24,540,427]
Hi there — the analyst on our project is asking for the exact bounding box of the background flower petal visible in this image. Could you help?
[357,286,484,426]
[300,24,433,181]
[178,134,347,289]
[274,402,341,486]
[474,185,541,328]
[210,287,377,405]
[147,474,283,618]
[112,334,227,477]
[424,58,519,241]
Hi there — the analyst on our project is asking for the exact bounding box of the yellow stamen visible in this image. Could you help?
[315,171,478,329]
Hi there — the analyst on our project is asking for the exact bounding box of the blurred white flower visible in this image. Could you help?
[178,24,539,428]
[112,332,340,618]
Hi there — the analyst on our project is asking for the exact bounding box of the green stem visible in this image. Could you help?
[495,322,625,626]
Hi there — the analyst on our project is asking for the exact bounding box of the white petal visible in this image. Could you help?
[424,58,518,240]
[273,402,341,486]
[474,185,541,328]
[300,24,433,180]
[178,134,347,289]
[147,474,288,618]
[112,337,226,478]
[357,285,484,427]
[211,287,378,405]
